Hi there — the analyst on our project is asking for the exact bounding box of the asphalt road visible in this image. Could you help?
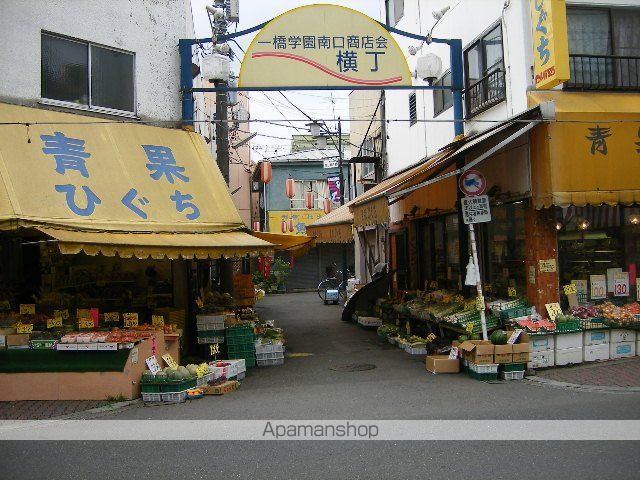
[1,292,639,479]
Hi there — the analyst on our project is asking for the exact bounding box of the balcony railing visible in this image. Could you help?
[464,68,506,118]
[566,54,640,91]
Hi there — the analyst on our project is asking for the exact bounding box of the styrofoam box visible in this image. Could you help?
[555,347,583,366]
[555,332,583,350]
[583,343,609,362]
[583,330,610,346]
[610,329,636,344]
[610,341,636,359]
[531,335,555,353]
[529,349,555,369]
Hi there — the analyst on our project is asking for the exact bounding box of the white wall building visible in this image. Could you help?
[0,0,194,123]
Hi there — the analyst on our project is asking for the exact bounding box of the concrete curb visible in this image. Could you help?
[525,376,640,394]
[49,399,142,420]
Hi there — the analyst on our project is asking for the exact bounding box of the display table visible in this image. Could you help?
[0,332,179,401]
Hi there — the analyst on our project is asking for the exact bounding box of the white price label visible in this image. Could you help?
[590,275,606,300]
[613,272,630,297]
[145,355,161,374]
[448,347,459,360]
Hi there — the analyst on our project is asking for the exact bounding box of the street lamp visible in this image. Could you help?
[416,53,443,85]
[306,121,322,137]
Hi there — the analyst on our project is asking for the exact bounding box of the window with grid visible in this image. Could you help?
[433,70,452,117]
[290,180,336,210]
[41,32,135,114]
[408,92,417,126]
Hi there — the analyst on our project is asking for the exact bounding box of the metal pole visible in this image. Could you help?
[178,39,194,127]
[448,39,464,138]
[468,223,488,340]
[338,118,348,289]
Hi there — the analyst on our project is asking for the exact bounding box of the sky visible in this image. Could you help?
[189,0,385,161]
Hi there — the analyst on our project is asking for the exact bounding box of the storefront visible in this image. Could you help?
[0,103,274,400]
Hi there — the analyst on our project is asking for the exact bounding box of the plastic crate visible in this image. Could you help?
[197,329,225,337]
[500,370,525,381]
[257,357,284,367]
[245,357,256,368]
[405,346,428,355]
[581,318,608,330]
[197,336,225,344]
[467,370,498,381]
[236,371,246,380]
[255,343,284,354]
[468,362,499,374]
[197,321,225,331]
[161,391,187,403]
[142,392,162,403]
[387,336,397,345]
[499,306,532,322]
[499,362,527,372]
[227,344,256,356]
[256,351,284,360]
[160,378,197,393]
[226,334,255,346]
[196,372,214,387]
[555,320,582,333]
[140,383,161,393]
[225,325,254,337]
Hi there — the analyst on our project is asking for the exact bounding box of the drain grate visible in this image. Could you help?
[329,363,376,372]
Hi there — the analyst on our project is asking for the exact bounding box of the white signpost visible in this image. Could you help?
[323,159,339,169]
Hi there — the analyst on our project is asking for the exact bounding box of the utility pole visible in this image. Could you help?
[338,118,348,288]
[213,0,229,185]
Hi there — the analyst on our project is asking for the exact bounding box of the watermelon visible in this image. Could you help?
[168,370,182,381]
[155,371,167,383]
[458,335,469,342]
[490,329,508,345]
[470,333,481,340]
[178,366,190,379]
[141,370,155,383]
[186,364,198,376]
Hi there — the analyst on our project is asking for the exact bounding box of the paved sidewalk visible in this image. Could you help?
[0,400,109,420]
[534,357,640,388]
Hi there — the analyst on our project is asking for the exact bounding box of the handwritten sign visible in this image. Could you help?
[152,315,165,327]
[614,272,630,297]
[195,364,209,378]
[465,322,475,334]
[507,329,523,345]
[405,320,411,336]
[162,354,179,370]
[563,284,577,296]
[77,308,91,319]
[123,313,139,328]
[19,304,35,315]
[426,333,436,343]
[54,309,69,320]
[590,275,607,300]
[16,323,33,334]
[538,259,557,273]
[47,317,63,329]
[545,302,563,322]
[104,312,120,323]
[209,344,220,356]
[448,346,459,359]
[145,355,161,375]
[475,295,484,311]
[507,287,517,298]
[78,318,94,329]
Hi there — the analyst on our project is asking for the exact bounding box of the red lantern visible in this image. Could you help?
[260,161,272,184]
[281,220,287,233]
[252,221,260,231]
[285,177,295,199]
[323,197,332,214]
[305,191,314,210]
[288,217,295,232]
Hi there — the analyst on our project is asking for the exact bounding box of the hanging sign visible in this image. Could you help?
[590,275,607,300]
[210,343,220,357]
[459,169,487,197]
[145,355,161,375]
[239,4,412,88]
[19,304,35,315]
[545,302,563,322]
[123,313,139,328]
[323,159,339,169]
[613,272,630,297]
[530,0,570,90]
[461,195,491,224]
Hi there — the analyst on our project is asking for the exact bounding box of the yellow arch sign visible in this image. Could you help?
[239,4,412,88]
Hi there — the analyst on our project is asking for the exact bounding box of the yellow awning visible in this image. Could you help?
[250,231,315,256]
[0,103,274,258]
[306,202,354,243]
[528,91,640,208]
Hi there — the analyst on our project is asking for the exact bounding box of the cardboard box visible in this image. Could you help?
[530,334,555,352]
[6,334,29,347]
[610,341,635,359]
[555,347,583,366]
[204,380,238,395]
[460,340,494,365]
[583,330,609,346]
[583,343,609,362]
[610,329,636,344]
[493,344,513,364]
[555,332,583,350]
[529,349,555,369]
[506,330,531,363]
[426,355,460,374]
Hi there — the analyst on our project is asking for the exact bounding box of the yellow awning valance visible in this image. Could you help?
[352,196,390,228]
[306,202,354,243]
[528,91,640,209]
[37,227,274,260]
[0,103,274,257]
[250,231,315,256]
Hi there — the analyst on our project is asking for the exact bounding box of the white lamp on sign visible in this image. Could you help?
[432,5,451,20]
[205,5,225,20]
[307,121,322,138]
[315,135,328,149]
[415,53,443,85]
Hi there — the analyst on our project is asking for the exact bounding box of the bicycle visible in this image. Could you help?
[317,264,350,305]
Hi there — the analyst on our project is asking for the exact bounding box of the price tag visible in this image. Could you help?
[195,364,209,378]
[613,272,630,297]
[538,259,557,273]
[77,308,91,319]
[507,287,517,298]
[104,312,120,323]
[507,329,523,345]
[152,315,165,327]
[19,304,35,315]
[590,275,607,300]
[448,346,459,360]
[145,355,161,375]
[426,333,436,343]
[209,343,220,356]
[78,318,94,329]
[54,309,69,320]
[47,317,63,329]
[161,354,179,369]
[475,295,484,311]
[16,323,33,334]
[563,284,577,296]
[123,313,139,328]
[465,322,475,334]
[545,303,563,322]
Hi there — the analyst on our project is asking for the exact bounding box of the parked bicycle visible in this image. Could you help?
[317,264,350,305]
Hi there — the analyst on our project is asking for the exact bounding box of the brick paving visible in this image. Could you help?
[0,400,109,420]
[536,357,640,388]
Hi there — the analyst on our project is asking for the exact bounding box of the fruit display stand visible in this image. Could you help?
[0,330,179,401]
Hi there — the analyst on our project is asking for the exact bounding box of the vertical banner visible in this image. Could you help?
[530,0,570,89]
[327,176,341,203]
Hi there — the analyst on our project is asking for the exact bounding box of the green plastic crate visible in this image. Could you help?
[227,343,255,353]
[225,325,254,337]
[198,329,225,337]
[499,362,527,372]
[498,306,532,321]
[160,378,197,393]
[467,370,498,381]
[244,357,256,368]
[226,334,255,346]
[140,383,161,393]
[555,320,581,333]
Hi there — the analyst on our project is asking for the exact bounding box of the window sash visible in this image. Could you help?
[433,71,452,116]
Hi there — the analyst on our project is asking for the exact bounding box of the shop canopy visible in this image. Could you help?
[306,201,354,243]
[528,91,640,209]
[0,103,274,259]
[250,231,315,257]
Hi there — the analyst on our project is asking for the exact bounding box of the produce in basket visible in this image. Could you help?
[490,330,508,345]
